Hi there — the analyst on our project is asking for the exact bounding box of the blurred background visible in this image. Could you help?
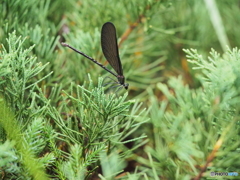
[1,0,240,179]
[1,0,239,99]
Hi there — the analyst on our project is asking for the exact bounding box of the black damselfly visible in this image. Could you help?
[61,22,128,90]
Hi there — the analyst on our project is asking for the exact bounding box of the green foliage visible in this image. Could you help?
[0,32,147,179]
[0,97,49,180]
[0,32,51,117]
[141,48,240,179]
[99,150,127,179]
[44,79,147,179]
[1,0,240,179]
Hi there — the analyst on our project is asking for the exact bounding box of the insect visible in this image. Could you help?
[61,22,128,90]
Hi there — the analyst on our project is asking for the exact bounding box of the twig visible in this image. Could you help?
[192,138,223,180]
[119,14,144,48]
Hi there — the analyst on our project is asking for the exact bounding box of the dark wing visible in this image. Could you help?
[101,22,123,75]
